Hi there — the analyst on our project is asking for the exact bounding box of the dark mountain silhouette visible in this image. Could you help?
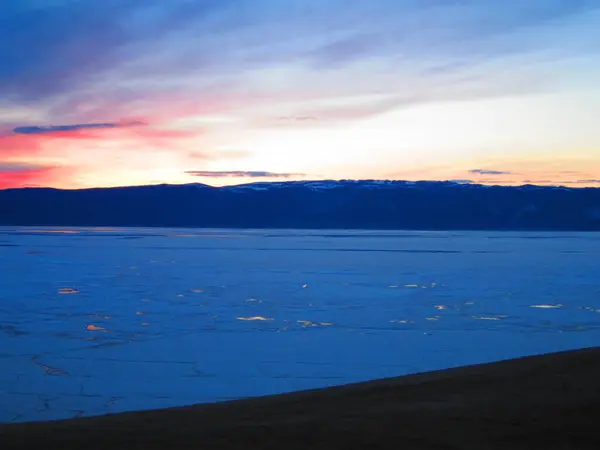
[1,180,599,230]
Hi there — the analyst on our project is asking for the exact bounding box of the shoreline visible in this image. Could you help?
[3,225,600,232]
[2,347,599,449]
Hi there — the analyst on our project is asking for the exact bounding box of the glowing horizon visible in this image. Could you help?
[1,1,599,190]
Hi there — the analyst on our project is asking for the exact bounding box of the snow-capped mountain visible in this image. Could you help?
[0,180,599,230]
[227,179,420,191]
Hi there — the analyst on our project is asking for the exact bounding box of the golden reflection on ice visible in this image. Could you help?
[530,304,563,309]
[237,316,273,321]
[58,288,79,294]
[29,229,79,234]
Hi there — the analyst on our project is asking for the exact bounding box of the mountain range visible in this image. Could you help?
[1,180,599,230]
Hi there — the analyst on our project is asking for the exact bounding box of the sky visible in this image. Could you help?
[1,0,600,190]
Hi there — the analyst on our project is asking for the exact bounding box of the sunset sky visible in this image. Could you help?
[1,0,599,189]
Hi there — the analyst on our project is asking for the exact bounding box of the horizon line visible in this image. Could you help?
[1,178,599,192]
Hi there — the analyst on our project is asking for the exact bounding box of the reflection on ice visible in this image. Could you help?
[297,320,333,328]
[237,316,273,321]
[1,227,599,423]
[29,229,79,234]
[58,288,79,294]
[32,357,69,376]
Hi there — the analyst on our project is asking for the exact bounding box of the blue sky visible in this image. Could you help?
[1,0,599,188]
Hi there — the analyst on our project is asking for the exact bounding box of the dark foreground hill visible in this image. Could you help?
[1,348,599,450]
[1,180,600,230]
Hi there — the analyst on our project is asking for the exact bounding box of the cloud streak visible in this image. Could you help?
[522,179,600,185]
[13,121,145,135]
[469,169,514,175]
[2,120,199,158]
[0,162,45,172]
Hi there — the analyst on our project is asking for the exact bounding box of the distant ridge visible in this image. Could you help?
[1,180,599,230]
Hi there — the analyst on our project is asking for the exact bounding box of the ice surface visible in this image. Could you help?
[1,227,599,422]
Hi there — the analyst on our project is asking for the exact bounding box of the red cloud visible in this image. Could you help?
[0,165,64,189]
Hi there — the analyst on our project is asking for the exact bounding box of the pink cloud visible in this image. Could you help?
[0,119,203,160]
[0,164,65,189]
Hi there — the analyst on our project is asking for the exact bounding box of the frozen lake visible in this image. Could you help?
[1,227,599,423]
